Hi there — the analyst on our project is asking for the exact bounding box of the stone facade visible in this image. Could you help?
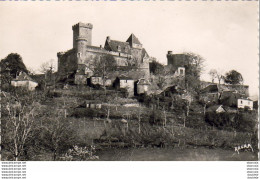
[11,72,38,91]
[167,51,189,69]
[237,99,253,110]
[57,22,150,84]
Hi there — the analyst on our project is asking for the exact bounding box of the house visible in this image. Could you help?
[114,76,134,96]
[11,72,38,91]
[200,84,219,103]
[237,98,253,110]
[137,78,150,95]
[206,105,226,113]
[90,76,103,86]
[85,100,102,109]
[220,91,244,107]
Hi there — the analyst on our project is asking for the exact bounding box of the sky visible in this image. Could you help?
[0,1,258,96]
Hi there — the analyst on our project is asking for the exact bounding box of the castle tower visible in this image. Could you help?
[72,22,93,49]
[72,22,93,64]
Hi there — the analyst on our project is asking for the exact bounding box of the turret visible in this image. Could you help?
[72,22,93,49]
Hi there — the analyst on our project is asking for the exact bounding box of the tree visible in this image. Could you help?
[91,54,117,93]
[39,59,57,90]
[39,59,57,74]
[38,117,77,161]
[2,90,40,161]
[149,59,164,75]
[224,70,243,85]
[209,69,224,84]
[0,53,28,84]
[183,52,205,96]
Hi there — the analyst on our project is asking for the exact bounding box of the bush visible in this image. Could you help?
[205,111,257,132]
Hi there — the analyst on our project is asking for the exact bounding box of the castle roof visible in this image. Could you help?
[126,34,142,45]
[141,48,149,58]
[105,39,131,54]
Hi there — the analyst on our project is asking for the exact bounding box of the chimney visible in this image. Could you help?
[106,36,110,42]
[168,51,173,55]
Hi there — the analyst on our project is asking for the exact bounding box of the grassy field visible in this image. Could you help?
[94,147,258,161]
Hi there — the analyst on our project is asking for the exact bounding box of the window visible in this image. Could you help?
[117,46,121,52]
[77,52,82,58]
[180,69,184,75]
[241,100,243,104]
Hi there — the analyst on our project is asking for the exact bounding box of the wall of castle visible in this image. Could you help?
[130,48,142,61]
[167,54,188,67]
[58,50,78,77]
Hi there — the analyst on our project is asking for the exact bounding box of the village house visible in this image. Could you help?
[86,100,102,109]
[137,78,150,95]
[11,72,38,91]
[114,76,135,97]
[166,51,187,77]
[200,83,249,107]
[237,98,253,110]
[206,105,226,113]
[200,84,219,103]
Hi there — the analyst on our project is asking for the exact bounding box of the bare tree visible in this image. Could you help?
[39,59,57,90]
[209,69,224,84]
[3,96,39,161]
[90,54,117,94]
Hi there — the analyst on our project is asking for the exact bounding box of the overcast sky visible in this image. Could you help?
[0,1,258,96]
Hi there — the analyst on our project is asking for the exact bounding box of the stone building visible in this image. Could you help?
[57,22,150,84]
[166,51,188,76]
[11,72,38,91]
[114,76,135,97]
[237,98,253,110]
[137,78,150,95]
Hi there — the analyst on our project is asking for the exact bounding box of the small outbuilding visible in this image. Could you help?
[137,78,150,95]
[85,100,102,109]
[114,75,134,96]
[11,72,38,91]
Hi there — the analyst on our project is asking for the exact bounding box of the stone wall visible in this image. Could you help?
[58,49,78,78]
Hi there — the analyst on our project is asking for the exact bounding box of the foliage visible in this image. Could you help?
[209,69,224,84]
[34,117,78,161]
[92,54,117,78]
[205,111,257,132]
[61,145,99,161]
[224,70,243,85]
[0,53,28,84]
[149,60,164,75]
[1,90,41,161]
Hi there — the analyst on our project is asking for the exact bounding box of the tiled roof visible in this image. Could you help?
[201,84,219,93]
[14,72,34,81]
[206,105,225,112]
[118,75,133,80]
[137,78,150,85]
[141,48,149,58]
[106,40,131,54]
[126,34,141,45]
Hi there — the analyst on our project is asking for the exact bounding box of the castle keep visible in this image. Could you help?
[57,22,150,84]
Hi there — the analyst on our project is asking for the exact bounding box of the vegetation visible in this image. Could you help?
[224,70,244,85]
[1,52,257,161]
